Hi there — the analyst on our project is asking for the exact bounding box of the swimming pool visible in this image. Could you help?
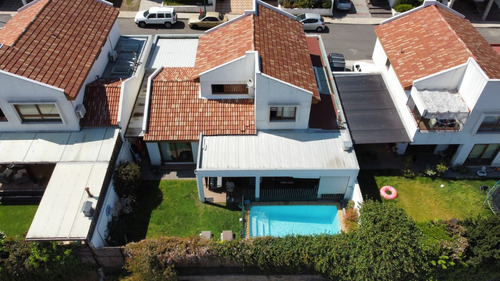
[249,205,341,237]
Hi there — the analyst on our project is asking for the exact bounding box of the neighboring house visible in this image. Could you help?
[0,0,150,247]
[371,1,500,166]
[141,1,360,203]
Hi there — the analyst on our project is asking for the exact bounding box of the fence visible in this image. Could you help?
[78,246,126,269]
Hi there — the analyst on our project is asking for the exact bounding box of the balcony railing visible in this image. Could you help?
[411,110,461,132]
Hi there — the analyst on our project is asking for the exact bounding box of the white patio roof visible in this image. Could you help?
[0,128,119,164]
[0,128,120,241]
[146,37,199,69]
[26,162,109,241]
[411,89,469,120]
[197,130,359,175]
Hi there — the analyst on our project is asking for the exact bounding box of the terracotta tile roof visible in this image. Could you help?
[254,4,319,100]
[143,68,256,142]
[195,15,254,75]
[375,4,500,89]
[80,79,121,127]
[492,44,500,56]
[0,0,119,100]
[0,0,49,46]
[194,2,319,100]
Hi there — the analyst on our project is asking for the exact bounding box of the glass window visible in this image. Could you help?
[158,13,165,18]
[478,116,500,132]
[159,142,193,162]
[270,106,296,121]
[466,144,500,165]
[211,84,248,94]
[14,104,61,123]
[148,13,157,19]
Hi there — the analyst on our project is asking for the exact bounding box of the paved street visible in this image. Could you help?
[1,13,499,62]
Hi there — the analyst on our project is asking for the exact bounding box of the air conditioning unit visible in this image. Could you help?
[343,140,353,151]
[81,201,93,217]
[109,50,118,62]
[75,104,86,119]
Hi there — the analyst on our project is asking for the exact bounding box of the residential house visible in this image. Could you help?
[141,1,360,203]
[372,1,500,166]
[0,0,149,247]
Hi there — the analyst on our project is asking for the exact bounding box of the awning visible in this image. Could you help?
[411,89,469,121]
[197,130,359,175]
[26,162,109,241]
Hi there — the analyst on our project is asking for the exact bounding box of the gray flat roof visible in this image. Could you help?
[334,74,410,144]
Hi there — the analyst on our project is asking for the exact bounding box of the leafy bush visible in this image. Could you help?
[344,206,359,231]
[0,238,93,281]
[350,200,430,280]
[461,215,500,267]
[113,162,142,198]
[403,168,417,178]
[423,168,437,177]
[394,3,414,12]
[436,163,449,176]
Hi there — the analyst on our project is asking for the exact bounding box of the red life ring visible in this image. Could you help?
[380,186,398,200]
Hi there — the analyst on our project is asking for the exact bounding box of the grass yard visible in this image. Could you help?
[142,180,242,238]
[358,171,495,222]
[0,204,38,238]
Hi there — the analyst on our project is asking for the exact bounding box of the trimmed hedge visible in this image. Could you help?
[124,201,429,280]
[123,202,500,280]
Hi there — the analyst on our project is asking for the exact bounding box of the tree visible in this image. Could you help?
[348,200,430,281]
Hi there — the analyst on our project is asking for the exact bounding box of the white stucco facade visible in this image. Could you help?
[372,38,500,166]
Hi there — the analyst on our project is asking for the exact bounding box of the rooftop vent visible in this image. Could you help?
[343,140,353,151]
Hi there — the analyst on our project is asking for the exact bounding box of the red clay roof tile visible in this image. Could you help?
[194,3,319,100]
[375,4,500,89]
[143,68,256,141]
[81,79,121,127]
[0,0,119,100]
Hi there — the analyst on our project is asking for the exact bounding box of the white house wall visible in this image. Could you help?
[199,52,256,99]
[254,73,312,130]
[458,59,488,110]
[118,35,153,134]
[0,70,80,131]
[72,22,121,107]
[373,40,417,140]
[413,64,467,91]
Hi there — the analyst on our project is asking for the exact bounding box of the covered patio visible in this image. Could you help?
[408,89,469,132]
[196,130,359,203]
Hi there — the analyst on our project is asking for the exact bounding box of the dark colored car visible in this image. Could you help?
[328,53,346,71]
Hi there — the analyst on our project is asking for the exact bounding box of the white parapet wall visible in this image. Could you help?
[278,3,334,16]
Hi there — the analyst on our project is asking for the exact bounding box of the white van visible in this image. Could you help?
[134,7,177,28]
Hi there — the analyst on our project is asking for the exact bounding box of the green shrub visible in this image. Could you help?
[0,238,93,281]
[113,162,141,198]
[436,163,449,176]
[403,169,417,178]
[350,200,430,280]
[394,3,414,12]
[461,215,500,267]
[279,0,330,8]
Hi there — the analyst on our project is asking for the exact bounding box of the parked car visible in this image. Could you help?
[335,0,352,11]
[134,7,177,28]
[296,13,325,32]
[188,12,228,29]
[328,53,346,71]
[352,61,379,73]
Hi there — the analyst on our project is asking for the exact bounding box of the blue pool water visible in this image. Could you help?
[250,205,341,237]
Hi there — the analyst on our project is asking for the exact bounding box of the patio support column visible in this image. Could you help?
[255,176,260,201]
[197,175,205,202]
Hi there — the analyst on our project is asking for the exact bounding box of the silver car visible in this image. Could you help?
[296,13,325,32]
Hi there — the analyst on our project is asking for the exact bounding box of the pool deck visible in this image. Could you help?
[244,202,346,237]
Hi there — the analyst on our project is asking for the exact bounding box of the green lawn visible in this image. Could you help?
[142,180,242,238]
[0,204,38,238]
[359,172,494,222]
